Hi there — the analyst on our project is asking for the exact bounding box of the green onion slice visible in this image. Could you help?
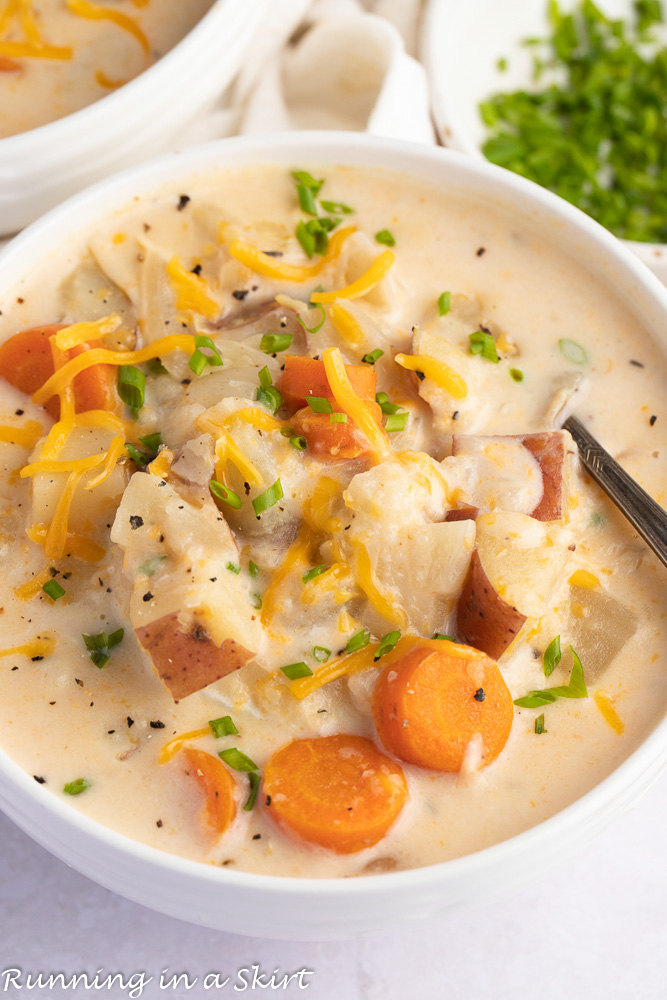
[385,411,409,433]
[469,331,499,363]
[535,714,547,734]
[375,391,402,415]
[543,635,562,677]
[248,560,260,578]
[250,593,262,610]
[258,365,273,389]
[189,335,223,376]
[306,396,333,414]
[291,170,324,195]
[296,183,318,216]
[362,348,384,364]
[320,200,354,214]
[252,479,283,516]
[433,633,455,641]
[296,303,326,334]
[280,662,314,680]
[218,747,259,772]
[42,579,65,601]
[559,338,588,365]
[139,432,162,452]
[514,646,587,708]
[290,435,307,450]
[210,479,242,510]
[346,628,370,653]
[302,564,327,584]
[243,770,261,812]
[117,365,145,411]
[260,333,293,353]
[509,368,524,382]
[256,385,283,415]
[438,291,451,316]
[312,646,331,662]
[209,715,239,738]
[226,562,241,574]
[375,229,396,246]
[63,778,91,796]
[374,630,401,660]
[330,412,348,423]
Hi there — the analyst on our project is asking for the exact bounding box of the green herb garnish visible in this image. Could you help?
[302,564,327,584]
[210,480,242,510]
[362,348,384,364]
[248,560,260,578]
[320,200,354,214]
[374,630,401,660]
[117,365,145,411]
[306,396,333,414]
[514,646,587,708]
[346,628,370,653]
[296,303,326,334]
[329,412,348,423]
[252,479,283,516]
[42,579,65,601]
[189,335,223,376]
[559,338,588,365]
[385,411,409,433]
[313,646,331,662]
[209,715,239,738]
[535,713,547,734]
[226,562,241,574]
[280,662,314,680]
[290,435,307,450]
[375,229,396,246]
[438,291,451,316]
[433,633,455,640]
[82,628,123,669]
[543,634,562,677]
[469,331,499,363]
[260,333,293,354]
[243,770,261,811]
[509,368,524,382]
[63,778,90,796]
[250,593,262,609]
[218,747,259,772]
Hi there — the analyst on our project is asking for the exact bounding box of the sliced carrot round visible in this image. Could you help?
[291,401,383,460]
[278,355,376,412]
[262,734,408,854]
[0,324,117,420]
[181,747,238,837]
[373,643,513,773]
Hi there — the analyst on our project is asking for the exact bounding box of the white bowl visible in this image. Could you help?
[421,0,667,285]
[1,132,666,941]
[0,0,267,237]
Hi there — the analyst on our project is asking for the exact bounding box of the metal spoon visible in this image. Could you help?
[564,415,667,569]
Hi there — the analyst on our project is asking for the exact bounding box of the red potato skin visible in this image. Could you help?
[451,431,568,522]
[456,550,527,660]
[135,611,254,701]
[445,505,479,522]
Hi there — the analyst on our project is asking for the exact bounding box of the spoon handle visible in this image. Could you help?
[564,415,667,570]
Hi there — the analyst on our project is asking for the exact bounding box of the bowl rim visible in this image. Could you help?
[1,129,666,899]
[0,0,250,153]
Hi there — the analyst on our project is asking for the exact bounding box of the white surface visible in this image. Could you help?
[422,0,667,284]
[2,774,666,998]
[2,133,667,941]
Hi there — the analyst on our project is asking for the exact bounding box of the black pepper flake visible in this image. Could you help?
[143,592,154,602]
[252,833,261,840]
[210,577,217,583]
[191,264,202,276]
[244,481,251,496]
[317,708,327,714]
[15,409,24,416]
[75,678,83,687]
[62,572,72,580]
[568,543,576,551]
[129,515,144,530]
[33,775,46,784]
[415,370,425,381]
[650,415,657,426]
[107,729,115,735]
[150,720,165,729]
[127,716,135,728]
[262,250,283,257]
[176,194,190,211]
[31,655,44,662]
[10,666,18,671]
[156,819,163,828]
[232,290,249,301]
[313,354,321,361]
[452,410,459,420]
[265,795,272,806]
[474,688,485,701]
[181,378,191,386]
[476,247,486,257]
[629,359,644,367]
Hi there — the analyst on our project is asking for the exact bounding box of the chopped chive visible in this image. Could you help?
[243,770,261,811]
[139,432,162,452]
[346,628,370,653]
[320,200,354,214]
[42,579,65,601]
[258,366,273,389]
[469,331,499,363]
[260,333,293,354]
[306,396,333,414]
[218,747,259,772]
[256,385,283,415]
[280,426,293,437]
[385,411,409,433]
[252,479,283,516]
[291,170,324,195]
[535,713,547,734]
[250,593,262,609]
[63,778,90,796]
[281,661,314,680]
[514,645,587,708]
[108,628,124,649]
[125,443,150,466]
[438,291,451,316]
[209,715,239,738]
[374,630,401,660]
[117,365,145,411]
[509,368,524,382]
[302,564,327,584]
[296,303,326,334]
[82,629,122,669]
[296,183,318,216]
[146,358,169,375]
[362,348,384,364]
[433,633,455,641]
[375,229,396,246]
[375,391,403,415]
[226,562,241,574]
[290,435,307,450]
[543,635,562,677]
[209,480,242,510]
[296,220,316,258]
[312,646,331,662]
[248,560,260,578]
[139,555,166,577]
[188,335,223,376]
[329,412,348,423]
[559,338,588,365]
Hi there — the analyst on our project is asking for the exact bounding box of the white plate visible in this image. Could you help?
[421,0,667,284]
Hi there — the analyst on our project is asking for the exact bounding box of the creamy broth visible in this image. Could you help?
[0,0,213,139]
[0,164,665,878]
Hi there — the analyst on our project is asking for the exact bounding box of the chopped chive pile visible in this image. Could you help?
[82,628,124,669]
[514,646,587,707]
[209,715,239,738]
[469,331,499,363]
[291,170,352,258]
[480,0,667,242]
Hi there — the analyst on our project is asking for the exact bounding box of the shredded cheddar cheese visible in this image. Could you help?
[227,226,356,282]
[394,353,468,400]
[353,540,408,630]
[261,525,315,626]
[158,728,210,764]
[0,420,44,448]
[0,636,56,659]
[569,569,600,589]
[32,334,196,407]
[301,562,356,606]
[328,302,365,347]
[147,449,173,480]
[26,525,105,562]
[166,256,219,320]
[311,250,395,304]
[43,469,88,560]
[302,476,344,534]
[0,0,72,60]
[322,347,389,461]
[223,407,283,432]
[214,434,262,489]
[594,690,625,735]
[14,567,55,600]
[53,315,122,351]
[20,450,111,478]
[84,434,125,490]
[66,0,149,53]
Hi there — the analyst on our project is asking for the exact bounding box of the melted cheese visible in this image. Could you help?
[328,303,365,347]
[84,434,125,490]
[353,539,408,629]
[261,525,315,626]
[66,0,149,53]
[395,352,468,400]
[311,250,395,304]
[13,567,55,601]
[26,525,106,562]
[53,315,122,351]
[0,636,56,658]
[227,226,356,282]
[594,690,625,735]
[158,728,210,764]
[43,469,87,560]
[166,256,219,320]
[0,420,44,448]
[322,347,389,461]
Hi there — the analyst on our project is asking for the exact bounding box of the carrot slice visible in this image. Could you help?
[181,748,238,837]
[0,55,21,71]
[262,734,408,853]
[0,325,117,419]
[290,401,383,460]
[278,355,376,412]
[372,643,513,773]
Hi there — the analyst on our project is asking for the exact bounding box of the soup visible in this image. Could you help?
[0,0,213,139]
[0,164,665,877]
